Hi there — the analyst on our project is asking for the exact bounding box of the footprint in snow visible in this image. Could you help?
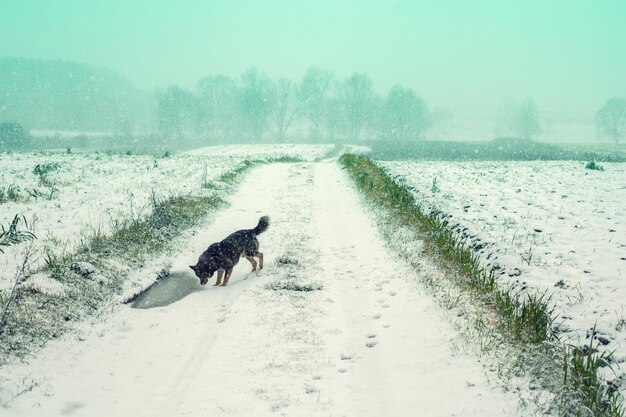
[305,384,319,394]
[61,402,85,416]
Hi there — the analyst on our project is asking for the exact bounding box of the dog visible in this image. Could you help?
[189,216,269,286]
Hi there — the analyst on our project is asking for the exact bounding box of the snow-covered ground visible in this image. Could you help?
[0,145,333,287]
[0,161,533,416]
[380,160,626,385]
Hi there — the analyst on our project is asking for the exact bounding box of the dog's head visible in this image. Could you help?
[189,263,217,285]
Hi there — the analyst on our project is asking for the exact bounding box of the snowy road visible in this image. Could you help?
[3,162,526,416]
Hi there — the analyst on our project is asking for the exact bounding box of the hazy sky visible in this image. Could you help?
[1,0,625,123]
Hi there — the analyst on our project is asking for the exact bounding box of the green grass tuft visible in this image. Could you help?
[33,162,61,188]
[0,214,36,253]
[585,161,605,171]
[0,184,23,204]
[32,162,60,177]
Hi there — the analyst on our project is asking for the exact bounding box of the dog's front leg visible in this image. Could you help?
[221,268,233,286]
[213,269,224,286]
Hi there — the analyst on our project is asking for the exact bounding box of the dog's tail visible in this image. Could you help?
[253,215,270,235]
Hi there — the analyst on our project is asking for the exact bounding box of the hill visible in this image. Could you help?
[0,57,152,133]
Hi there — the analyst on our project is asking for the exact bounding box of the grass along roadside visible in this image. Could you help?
[0,157,301,367]
[339,153,623,417]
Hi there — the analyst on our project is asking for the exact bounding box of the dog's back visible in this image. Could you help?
[222,215,270,255]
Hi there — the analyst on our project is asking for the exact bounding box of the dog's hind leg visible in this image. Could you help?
[245,256,257,272]
[221,268,233,286]
[213,269,224,286]
[255,252,264,270]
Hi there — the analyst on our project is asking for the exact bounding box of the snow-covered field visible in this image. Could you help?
[0,144,333,287]
[4,147,621,415]
[380,160,626,384]
[1,161,532,416]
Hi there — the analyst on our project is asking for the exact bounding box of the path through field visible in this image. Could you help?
[3,161,527,416]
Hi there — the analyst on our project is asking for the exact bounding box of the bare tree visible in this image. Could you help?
[196,75,240,142]
[515,98,541,140]
[270,78,300,142]
[382,85,431,141]
[342,73,375,142]
[322,95,345,142]
[240,69,274,141]
[157,86,196,139]
[299,68,333,140]
[596,98,626,143]
[271,69,335,142]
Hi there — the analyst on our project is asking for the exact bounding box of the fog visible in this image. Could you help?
[1,1,625,145]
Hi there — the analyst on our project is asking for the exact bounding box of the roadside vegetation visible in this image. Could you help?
[0,185,23,204]
[340,153,623,417]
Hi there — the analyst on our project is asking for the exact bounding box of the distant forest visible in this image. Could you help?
[0,58,433,145]
[1,58,624,151]
[157,67,437,144]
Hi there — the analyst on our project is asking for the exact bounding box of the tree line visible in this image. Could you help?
[158,67,626,145]
[156,67,432,143]
[1,59,625,149]
[596,98,626,143]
